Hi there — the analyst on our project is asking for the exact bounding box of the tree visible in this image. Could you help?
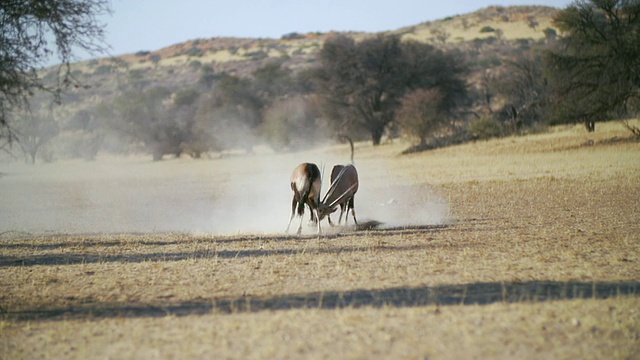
[546,0,640,132]
[10,101,60,164]
[315,35,404,145]
[498,50,552,133]
[395,89,446,147]
[196,74,263,152]
[213,74,263,115]
[111,87,187,161]
[262,96,324,151]
[66,107,105,160]
[315,34,467,145]
[252,60,294,100]
[171,88,202,157]
[0,0,110,133]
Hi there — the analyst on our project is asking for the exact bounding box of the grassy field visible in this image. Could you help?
[1,122,639,359]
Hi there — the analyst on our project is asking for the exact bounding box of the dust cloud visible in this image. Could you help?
[0,148,450,236]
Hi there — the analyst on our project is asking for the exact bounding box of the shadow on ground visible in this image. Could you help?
[4,280,638,321]
[0,225,455,267]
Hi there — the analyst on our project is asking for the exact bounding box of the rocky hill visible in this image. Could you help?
[394,5,559,41]
[62,5,560,96]
[6,5,565,163]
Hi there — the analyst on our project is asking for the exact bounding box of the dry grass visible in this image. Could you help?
[1,122,639,359]
[399,6,558,43]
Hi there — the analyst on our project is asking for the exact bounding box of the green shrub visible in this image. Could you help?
[149,54,161,65]
[93,64,113,75]
[127,69,144,80]
[473,36,497,47]
[245,50,268,60]
[468,116,503,139]
[477,56,502,68]
[186,47,203,57]
[516,38,532,48]
[480,26,495,33]
[281,32,305,40]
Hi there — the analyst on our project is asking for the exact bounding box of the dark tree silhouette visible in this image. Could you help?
[546,0,640,132]
[315,34,467,145]
[0,0,110,133]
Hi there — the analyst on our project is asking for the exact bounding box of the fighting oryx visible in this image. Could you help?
[286,162,322,235]
[318,164,359,227]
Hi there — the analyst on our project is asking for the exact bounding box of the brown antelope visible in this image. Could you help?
[318,164,359,226]
[286,162,322,235]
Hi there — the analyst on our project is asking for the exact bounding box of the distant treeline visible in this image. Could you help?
[6,1,639,163]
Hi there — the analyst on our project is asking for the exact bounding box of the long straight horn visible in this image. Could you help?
[328,183,357,209]
[321,166,348,204]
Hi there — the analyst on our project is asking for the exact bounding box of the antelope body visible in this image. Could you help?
[319,164,359,226]
[286,162,322,235]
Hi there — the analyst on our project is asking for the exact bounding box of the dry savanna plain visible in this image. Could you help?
[1,122,639,359]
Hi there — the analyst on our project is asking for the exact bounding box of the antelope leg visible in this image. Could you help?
[350,198,358,225]
[351,209,358,226]
[315,208,322,235]
[297,215,304,235]
[285,198,296,233]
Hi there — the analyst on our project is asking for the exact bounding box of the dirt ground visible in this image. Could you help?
[1,122,639,359]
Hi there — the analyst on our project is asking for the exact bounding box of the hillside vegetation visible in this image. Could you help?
[0,5,571,164]
[72,6,559,86]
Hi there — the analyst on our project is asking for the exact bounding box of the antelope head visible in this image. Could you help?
[318,164,359,226]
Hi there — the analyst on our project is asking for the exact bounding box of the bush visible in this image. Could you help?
[395,89,446,146]
[245,50,268,61]
[149,54,161,65]
[477,56,502,68]
[468,116,503,139]
[473,36,497,47]
[516,38,532,49]
[480,26,495,33]
[543,27,557,41]
[186,47,203,57]
[128,69,144,81]
[281,32,305,40]
[93,64,113,75]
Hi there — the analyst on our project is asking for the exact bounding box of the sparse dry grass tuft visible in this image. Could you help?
[1,122,639,359]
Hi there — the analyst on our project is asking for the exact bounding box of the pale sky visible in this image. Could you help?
[82,0,574,61]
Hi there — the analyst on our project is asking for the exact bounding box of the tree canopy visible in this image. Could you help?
[0,0,110,131]
[314,34,468,145]
[546,0,640,130]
